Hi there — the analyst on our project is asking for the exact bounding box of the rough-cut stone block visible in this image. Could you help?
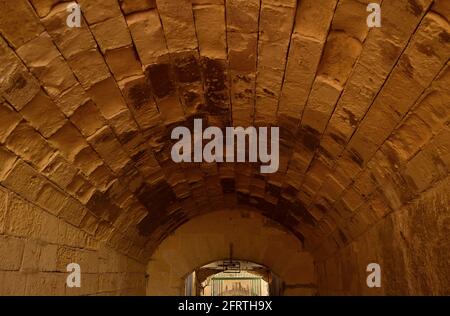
[70,100,106,138]
[25,272,65,295]
[59,197,86,226]
[126,10,168,66]
[0,66,41,111]
[91,16,133,53]
[87,77,129,119]
[318,32,362,85]
[73,146,103,176]
[0,236,24,270]
[67,49,111,89]
[120,0,156,15]
[54,84,89,117]
[0,271,27,295]
[105,46,143,81]
[0,0,44,48]
[41,154,78,190]
[0,102,21,144]
[49,121,88,162]
[36,182,68,216]
[88,127,130,173]
[78,0,122,24]
[21,240,41,272]
[38,244,57,272]
[41,2,96,59]
[302,76,342,133]
[5,122,55,169]
[193,4,226,59]
[156,0,198,52]
[6,193,39,237]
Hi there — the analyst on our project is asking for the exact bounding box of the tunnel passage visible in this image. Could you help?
[146,210,315,296]
[0,0,449,295]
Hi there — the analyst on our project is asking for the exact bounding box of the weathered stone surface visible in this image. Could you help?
[126,10,168,66]
[0,0,43,48]
[5,122,55,169]
[20,91,66,138]
[0,0,448,296]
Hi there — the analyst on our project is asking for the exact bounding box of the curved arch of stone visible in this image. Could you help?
[146,209,315,296]
[0,0,449,295]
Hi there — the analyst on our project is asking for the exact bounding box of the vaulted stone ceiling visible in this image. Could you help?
[0,0,449,266]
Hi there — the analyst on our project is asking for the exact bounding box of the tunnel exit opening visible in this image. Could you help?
[184,260,283,296]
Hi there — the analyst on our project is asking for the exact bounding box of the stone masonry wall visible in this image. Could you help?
[0,184,146,295]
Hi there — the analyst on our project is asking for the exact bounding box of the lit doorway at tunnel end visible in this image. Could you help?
[185,260,282,297]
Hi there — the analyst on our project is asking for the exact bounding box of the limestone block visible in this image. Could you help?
[156,96,185,125]
[5,193,40,238]
[0,236,25,270]
[88,126,131,173]
[193,4,226,59]
[126,10,168,66]
[54,84,90,116]
[80,211,100,235]
[120,75,160,130]
[36,182,68,216]
[73,146,103,176]
[120,0,156,15]
[37,209,59,244]
[21,240,41,272]
[49,121,88,162]
[25,272,65,295]
[0,186,8,234]
[404,146,442,193]
[42,3,96,59]
[331,0,373,42]
[41,154,78,189]
[226,0,259,33]
[0,271,27,295]
[105,46,143,81]
[66,174,96,204]
[70,100,106,138]
[16,32,60,68]
[20,91,67,138]
[0,65,41,111]
[430,127,450,170]
[78,0,122,24]
[5,122,55,169]
[294,0,337,41]
[302,76,342,133]
[38,244,57,272]
[0,102,21,144]
[318,32,362,85]
[432,0,450,20]
[107,110,142,153]
[156,0,198,52]
[29,0,61,17]
[387,114,433,162]
[59,197,86,226]
[278,34,323,119]
[67,49,111,89]
[0,0,43,48]
[16,33,77,97]
[228,32,257,72]
[91,16,133,53]
[88,77,129,119]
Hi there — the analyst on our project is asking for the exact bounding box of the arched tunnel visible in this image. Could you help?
[0,0,449,296]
